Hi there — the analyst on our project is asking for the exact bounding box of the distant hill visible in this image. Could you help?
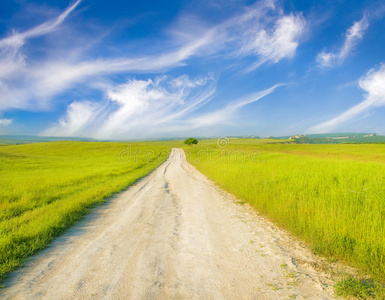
[306,133,376,138]
[343,136,385,143]
[284,133,385,144]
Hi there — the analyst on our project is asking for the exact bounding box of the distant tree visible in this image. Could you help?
[184,138,198,145]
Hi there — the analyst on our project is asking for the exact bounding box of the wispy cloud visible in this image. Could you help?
[308,64,385,133]
[171,1,306,71]
[316,16,369,68]
[42,101,102,137]
[0,0,81,50]
[0,0,82,82]
[186,84,283,128]
[236,13,306,71]
[0,118,13,127]
[0,0,83,111]
[42,75,216,139]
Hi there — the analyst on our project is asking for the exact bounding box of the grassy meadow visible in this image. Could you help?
[0,141,171,280]
[184,139,385,282]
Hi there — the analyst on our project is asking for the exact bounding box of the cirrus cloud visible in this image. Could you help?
[0,118,13,127]
[42,75,216,139]
[316,16,369,68]
[308,64,385,133]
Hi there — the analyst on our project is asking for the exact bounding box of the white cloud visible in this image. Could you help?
[0,118,13,126]
[317,16,369,68]
[238,13,306,71]
[171,1,306,71]
[185,84,283,128]
[0,0,83,111]
[0,0,82,80]
[43,101,102,137]
[42,75,216,139]
[0,0,81,50]
[308,64,385,133]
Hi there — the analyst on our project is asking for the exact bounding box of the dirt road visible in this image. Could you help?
[1,148,335,299]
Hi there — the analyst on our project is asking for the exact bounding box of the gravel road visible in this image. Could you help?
[1,148,335,299]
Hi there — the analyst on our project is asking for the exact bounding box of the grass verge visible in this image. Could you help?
[335,276,385,299]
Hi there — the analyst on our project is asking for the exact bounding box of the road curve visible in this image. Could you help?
[1,148,335,299]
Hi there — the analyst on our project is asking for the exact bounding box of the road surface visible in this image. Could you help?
[1,148,335,299]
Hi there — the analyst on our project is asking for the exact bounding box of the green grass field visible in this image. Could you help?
[2,137,385,296]
[0,141,171,280]
[184,139,385,282]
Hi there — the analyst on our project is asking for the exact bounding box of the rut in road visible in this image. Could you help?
[1,148,335,299]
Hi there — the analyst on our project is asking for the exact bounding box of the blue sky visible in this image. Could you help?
[0,0,384,139]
